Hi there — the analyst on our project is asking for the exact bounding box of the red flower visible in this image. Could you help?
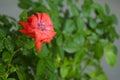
[19,12,56,51]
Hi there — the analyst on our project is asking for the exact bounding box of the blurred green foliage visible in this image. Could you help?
[0,0,119,80]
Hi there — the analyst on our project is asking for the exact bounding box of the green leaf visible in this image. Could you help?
[84,30,92,35]
[87,33,98,42]
[90,71,96,78]
[56,35,63,46]
[105,4,110,14]
[94,42,103,60]
[0,64,6,76]
[36,60,45,76]
[7,78,16,80]
[89,18,97,29]
[81,6,91,17]
[0,39,4,52]
[104,43,117,66]
[10,66,16,73]
[70,4,79,16]
[58,47,64,61]
[74,48,85,63]
[92,2,105,20]
[92,3,104,14]
[105,51,117,67]
[16,66,27,80]
[75,17,85,30]
[19,10,28,21]
[60,66,69,78]
[64,33,84,53]
[36,57,56,80]
[74,34,85,46]
[18,0,32,9]
[0,29,6,38]
[2,51,11,62]
[84,0,93,4]
[81,0,93,17]
[96,74,108,80]
[54,0,62,5]
[4,38,14,51]
[39,45,48,57]
[111,14,118,24]
[63,42,79,53]
[46,59,56,80]
[24,40,34,49]
[47,0,58,11]
[63,20,75,35]
[95,28,104,36]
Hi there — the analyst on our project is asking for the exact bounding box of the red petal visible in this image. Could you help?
[37,12,53,26]
[42,38,51,43]
[18,22,28,29]
[19,29,35,38]
[34,31,42,51]
[19,29,28,34]
[27,15,38,28]
[35,40,42,52]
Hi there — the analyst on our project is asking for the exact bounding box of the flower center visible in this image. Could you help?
[38,22,46,31]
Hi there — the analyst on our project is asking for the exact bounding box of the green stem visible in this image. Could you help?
[6,48,21,78]
[8,48,21,64]
[81,60,89,73]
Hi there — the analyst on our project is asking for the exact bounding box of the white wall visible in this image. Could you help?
[0,0,120,80]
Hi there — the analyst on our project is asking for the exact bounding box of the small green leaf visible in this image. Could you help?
[95,28,104,36]
[56,35,63,46]
[16,66,27,80]
[36,60,45,75]
[74,48,85,63]
[84,0,93,4]
[90,71,96,78]
[10,66,16,73]
[2,51,11,62]
[81,0,93,17]
[96,74,108,80]
[0,29,6,38]
[74,34,85,46]
[105,51,117,67]
[24,40,34,49]
[63,20,75,35]
[92,3,104,13]
[105,4,110,14]
[4,38,14,51]
[0,39,4,52]
[70,4,79,16]
[7,78,16,80]
[58,47,64,61]
[60,66,69,78]
[111,14,118,24]
[64,33,84,53]
[39,45,48,57]
[84,30,92,35]
[54,0,62,5]
[35,59,45,80]
[82,6,91,17]
[18,0,32,9]
[104,43,117,66]
[75,17,85,30]
[64,42,79,53]
[19,10,28,21]
[89,19,97,29]
[0,64,5,76]
[94,42,103,60]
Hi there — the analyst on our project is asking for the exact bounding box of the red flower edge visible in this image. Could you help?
[19,12,56,52]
